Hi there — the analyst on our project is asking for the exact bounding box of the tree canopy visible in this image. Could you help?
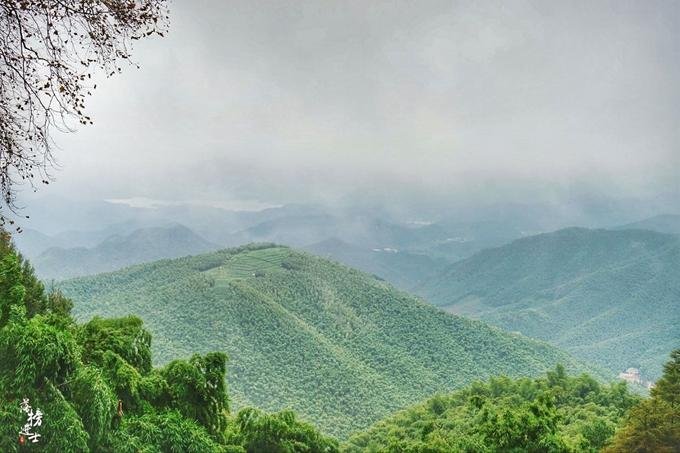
[344,364,640,452]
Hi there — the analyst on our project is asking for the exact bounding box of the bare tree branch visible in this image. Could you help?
[0,0,169,230]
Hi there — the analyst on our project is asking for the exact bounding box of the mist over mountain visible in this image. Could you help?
[13,194,680,286]
[31,224,219,280]
[15,193,680,241]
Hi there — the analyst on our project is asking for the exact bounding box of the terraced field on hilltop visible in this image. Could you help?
[204,246,290,284]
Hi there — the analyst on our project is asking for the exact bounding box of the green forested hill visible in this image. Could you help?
[419,227,680,380]
[60,244,596,438]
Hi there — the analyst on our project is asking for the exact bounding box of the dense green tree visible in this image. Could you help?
[606,349,680,452]
[0,307,80,389]
[0,232,50,323]
[477,395,567,452]
[231,407,339,453]
[344,368,640,452]
[652,349,680,406]
[0,252,26,327]
[78,316,153,375]
[160,352,229,439]
[108,410,226,453]
[69,365,117,448]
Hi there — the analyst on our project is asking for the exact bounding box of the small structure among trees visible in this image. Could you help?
[618,367,642,385]
[618,367,655,389]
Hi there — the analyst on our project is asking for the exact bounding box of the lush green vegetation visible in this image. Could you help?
[344,365,641,452]
[606,349,680,452]
[419,227,680,379]
[33,224,218,280]
[60,243,598,438]
[0,234,336,451]
[3,230,676,451]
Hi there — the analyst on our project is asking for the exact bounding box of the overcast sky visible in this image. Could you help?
[22,0,680,210]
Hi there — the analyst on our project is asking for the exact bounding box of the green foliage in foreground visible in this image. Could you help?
[344,365,640,452]
[0,234,336,452]
[605,349,680,452]
[60,243,601,438]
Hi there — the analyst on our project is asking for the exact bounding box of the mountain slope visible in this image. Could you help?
[33,224,218,279]
[419,227,680,379]
[59,244,596,438]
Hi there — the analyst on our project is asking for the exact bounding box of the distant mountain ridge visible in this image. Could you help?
[304,237,448,290]
[22,198,648,284]
[32,224,218,279]
[419,227,680,379]
[614,214,680,235]
[59,244,598,438]
[14,201,530,285]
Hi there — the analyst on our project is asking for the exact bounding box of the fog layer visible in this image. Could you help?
[21,0,680,212]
